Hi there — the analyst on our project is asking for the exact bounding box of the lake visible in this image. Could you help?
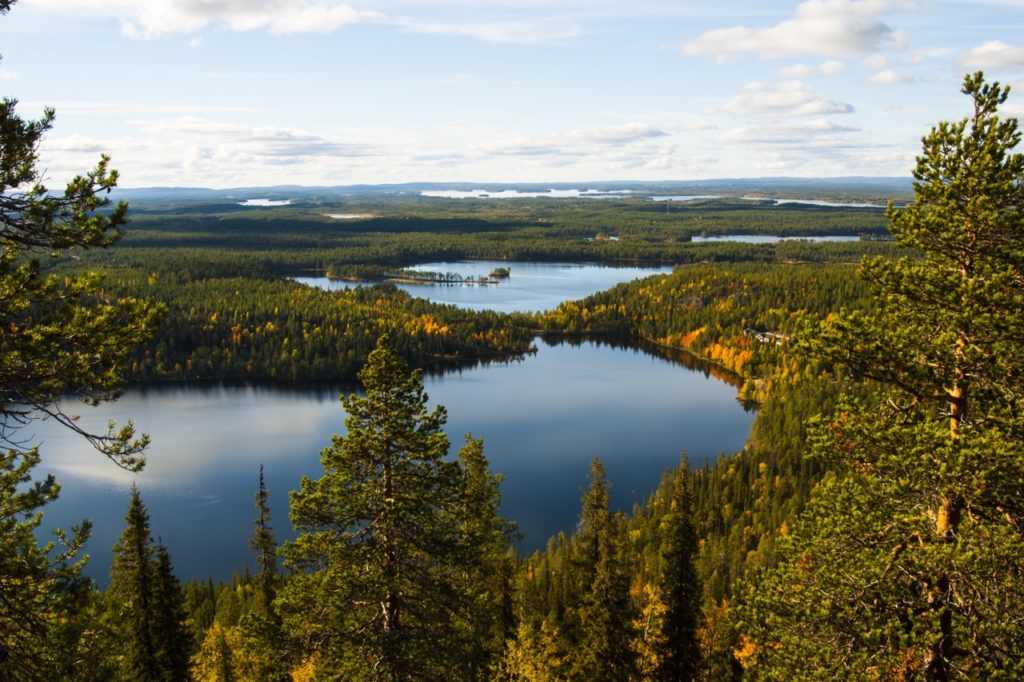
[691,235,862,244]
[294,260,675,313]
[33,339,753,583]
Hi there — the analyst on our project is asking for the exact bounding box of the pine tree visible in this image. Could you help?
[655,455,702,682]
[279,336,479,680]
[0,448,92,681]
[0,1,159,675]
[743,73,1024,678]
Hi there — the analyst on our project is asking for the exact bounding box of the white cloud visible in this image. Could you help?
[864,54,889,69]
[25,0,381,37]
[778,60,846,78]
[722,118,860,144]
[139,117,378,158]
[0,67,18,81]
[711,81,855,118]
[867,68,911,84]
[568,122,669,145]
[20,100,259,116]
[476,122,668,158]
[960,41,1024,70]
[24,0,581,44]
[681,0,905,61]
[392,16,581,44]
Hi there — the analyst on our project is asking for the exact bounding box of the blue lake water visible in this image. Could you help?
[691,235,862,244]
[294,260,674,313]
[33,339,753,583]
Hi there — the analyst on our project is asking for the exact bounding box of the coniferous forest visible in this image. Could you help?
[3,0,1024,677]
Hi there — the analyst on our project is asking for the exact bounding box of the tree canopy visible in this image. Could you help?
[741,72,1024,680]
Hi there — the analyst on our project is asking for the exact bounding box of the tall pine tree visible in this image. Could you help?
[743,73,1024,679]
[279,336,504,680]
[0,1,159,675]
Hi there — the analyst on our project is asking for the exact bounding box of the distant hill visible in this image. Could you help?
[112,177,913,207]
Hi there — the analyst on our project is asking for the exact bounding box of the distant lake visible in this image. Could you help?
[650,195,722,202]
[741,196,886,209]
[33,339,753,583]
[691,235,862,244]
[420,189,632,199]
[294,260,674,313]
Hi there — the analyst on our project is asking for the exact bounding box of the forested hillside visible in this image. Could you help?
[4,56,1023,682]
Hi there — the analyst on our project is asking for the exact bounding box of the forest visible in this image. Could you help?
[2,31,1023,681]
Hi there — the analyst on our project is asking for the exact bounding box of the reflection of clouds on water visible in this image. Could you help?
[36,385,346,486]
[36,340,753,581]
[296,260,672,314]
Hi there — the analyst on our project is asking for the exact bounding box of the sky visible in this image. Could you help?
[1,0,1023,188]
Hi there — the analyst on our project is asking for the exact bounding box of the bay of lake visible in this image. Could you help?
[33,261,753,583]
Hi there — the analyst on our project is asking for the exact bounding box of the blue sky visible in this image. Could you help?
[1,0,1022,187]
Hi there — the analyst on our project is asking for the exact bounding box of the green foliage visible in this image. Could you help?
[249,464,277,618]
[279,337,513,680]
[741,73,1024,679]
[538,261,875,393]
[107,486,194,681]
[104,272,534,382]
[0,7,160,676]
[656,456,703,682]
[0,100,161,471]
[0,448,92,680]
[457,435,520,680]
[572,459,638,681]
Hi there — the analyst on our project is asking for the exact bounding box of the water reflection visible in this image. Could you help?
[34,340,754,583]
[295,260,674,313]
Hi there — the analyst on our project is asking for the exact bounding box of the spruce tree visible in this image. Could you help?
[571,458,637,681]
[109,487,193,681]
[240,465,292,682]
[249,464,277,618]
[743,73,1024,678]
[656,455,702,682]
[151,544,194,682]
[456,434,518,679]
[109,485,161,681]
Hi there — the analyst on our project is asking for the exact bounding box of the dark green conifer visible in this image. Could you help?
[151,544,194,681]
[456,434,518,679]
[572,458,637,681]
[279,336,489,680]
[109,487,192,681]
[249,464,277,618]
[744,73,1024,678]
[109,485,160,681]
[656,455,702,681]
